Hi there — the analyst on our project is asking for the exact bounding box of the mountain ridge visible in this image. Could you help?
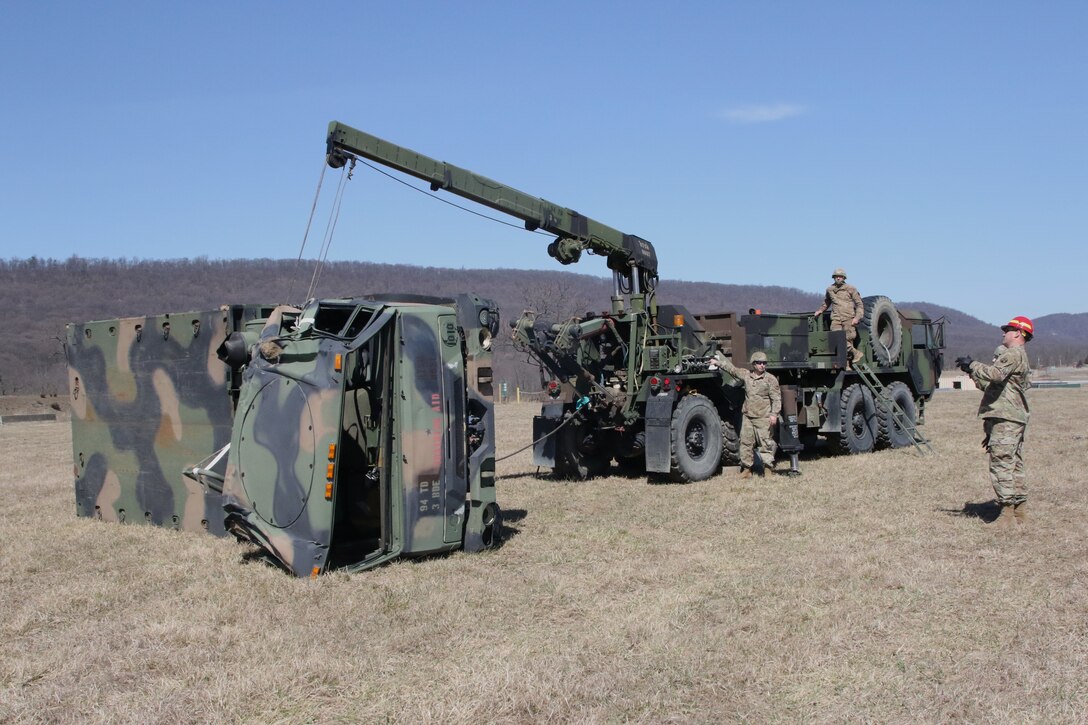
[3,257,1085,394]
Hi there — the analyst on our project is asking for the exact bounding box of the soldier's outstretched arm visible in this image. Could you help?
[970,350,1021,384]
[713,350,739,376]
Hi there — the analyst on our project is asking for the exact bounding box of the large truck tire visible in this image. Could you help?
[669,394,723,482]
[554,420,610,480]
[877,381,917,449]
[720,410,741,467]
[836,383,877,454]
[862,295,902,366]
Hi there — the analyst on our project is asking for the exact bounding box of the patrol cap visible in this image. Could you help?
[749,351,768,363]
[1001,315,1034,341]
[832,268,847,279]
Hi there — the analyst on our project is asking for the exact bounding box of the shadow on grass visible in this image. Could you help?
[496,507,527,546]
[940,499,1002,523]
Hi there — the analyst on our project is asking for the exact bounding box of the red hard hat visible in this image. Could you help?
[1002,315,1034,340]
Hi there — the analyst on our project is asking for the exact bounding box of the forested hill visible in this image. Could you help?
[3,257,1086,395]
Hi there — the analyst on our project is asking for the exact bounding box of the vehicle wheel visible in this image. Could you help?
[554,420,610,480]
[862,295,902,366]
[720,410,741,467]
[836,383,877,454]
[877,381,917,449]
[670,394,723,482]
[480,503,502,548]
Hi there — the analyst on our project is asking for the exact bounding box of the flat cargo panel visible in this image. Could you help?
[67,305,274,536]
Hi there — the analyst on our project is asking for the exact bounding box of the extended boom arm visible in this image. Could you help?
[326,121,659,309]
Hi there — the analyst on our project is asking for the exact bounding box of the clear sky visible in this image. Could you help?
[2,1,1085,325]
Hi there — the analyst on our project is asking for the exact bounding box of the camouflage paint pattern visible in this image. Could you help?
[69,295,499,578]
[68,305,274,536]
[983,418,1027,505]
[739,308,943,433]
[220,295,499,577]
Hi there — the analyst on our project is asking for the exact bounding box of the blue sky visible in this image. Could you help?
[2,1,1084,325]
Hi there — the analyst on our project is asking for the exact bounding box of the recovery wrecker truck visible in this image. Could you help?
[323,122,945,481]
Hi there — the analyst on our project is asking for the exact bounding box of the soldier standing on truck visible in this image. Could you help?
[814,268,864,367]
[956,316,1034,528]
[714,350,782,478]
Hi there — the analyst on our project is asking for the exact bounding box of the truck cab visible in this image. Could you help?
[68,294,501,577]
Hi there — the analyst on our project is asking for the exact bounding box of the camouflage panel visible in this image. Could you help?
[221,305,347,577]
[397,307,473,553]
[899,310,943,397]
[68,306,271,536]
[742,313,847,369]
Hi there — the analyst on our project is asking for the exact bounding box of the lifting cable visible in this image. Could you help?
[290,153,553,305]
[355,158,552,236]
[306,158,354,302]
[287,158,329,305]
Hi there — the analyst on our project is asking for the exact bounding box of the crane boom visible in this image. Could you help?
[325,121,658,281]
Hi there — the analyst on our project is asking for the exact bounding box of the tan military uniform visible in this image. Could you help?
[820,283,864,363]
[717,355,782,471]
[968,346,1030,505]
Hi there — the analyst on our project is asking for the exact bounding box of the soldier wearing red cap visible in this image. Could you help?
[955,316,1034,527]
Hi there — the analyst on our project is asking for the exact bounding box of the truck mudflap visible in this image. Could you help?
[532,403,566,467]
[644,390,676,473]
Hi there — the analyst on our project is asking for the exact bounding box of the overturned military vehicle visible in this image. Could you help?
[68,294,501,576]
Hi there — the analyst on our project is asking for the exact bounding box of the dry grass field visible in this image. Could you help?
[2,387,1087,723]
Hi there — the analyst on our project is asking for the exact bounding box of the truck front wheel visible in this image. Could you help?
[670,394,723,482]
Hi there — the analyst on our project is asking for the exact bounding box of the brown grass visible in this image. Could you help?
[2,388,1087,723]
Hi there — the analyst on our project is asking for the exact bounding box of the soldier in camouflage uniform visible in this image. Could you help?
[972,345,1007,392]
[814,268,864,366]
[957,316,1033,527]
[715,350,782,477]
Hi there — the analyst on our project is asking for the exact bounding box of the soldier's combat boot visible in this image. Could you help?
[993,503,1016,530]
[1013,501,1028,525]
[739,468,752,480]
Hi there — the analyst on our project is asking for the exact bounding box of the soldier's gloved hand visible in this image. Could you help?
[955,355,974,373]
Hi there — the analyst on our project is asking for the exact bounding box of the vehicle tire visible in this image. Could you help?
[720,410,741,467]
[669,394,723,482]
[480,503,502,548]
[554,420,610,480]
[836,383,877,454]
[862,295,902,366]
[876,381,917,449]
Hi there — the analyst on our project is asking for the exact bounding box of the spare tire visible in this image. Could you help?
[862,295,902,366]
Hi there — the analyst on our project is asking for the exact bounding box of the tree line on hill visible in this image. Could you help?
[3,257,1086,396]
